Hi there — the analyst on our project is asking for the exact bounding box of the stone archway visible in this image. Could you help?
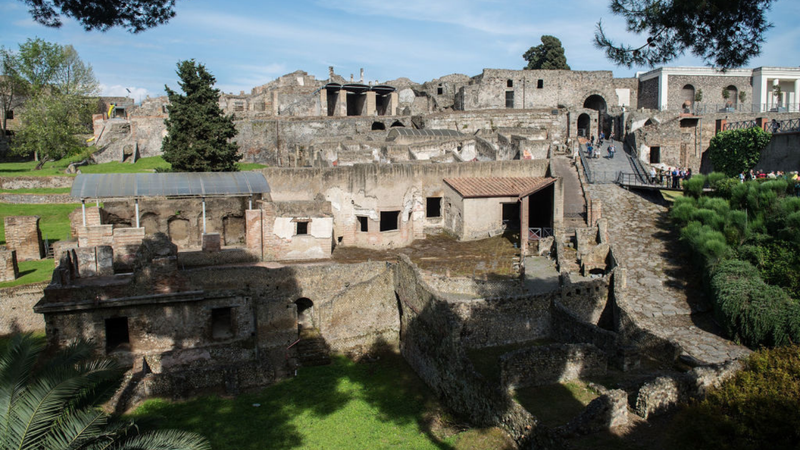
[583,94,608,136]
[577,113,591,138]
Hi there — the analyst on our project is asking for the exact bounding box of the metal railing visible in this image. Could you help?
[722,118,800,134]
[577,143,593,183]
[528,227,553,241]
[673,103,800,115]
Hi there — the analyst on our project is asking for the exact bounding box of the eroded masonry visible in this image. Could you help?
[4,64,798,448]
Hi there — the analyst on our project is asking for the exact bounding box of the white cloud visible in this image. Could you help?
[99,84,151,103]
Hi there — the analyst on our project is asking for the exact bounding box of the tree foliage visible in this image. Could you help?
[12,93,92,164]
[594,0,774,68]
[18,0,178,33]
[162,60,241,172]
[708,127,772,177]
[523,36,570,70]
[0,333,210,450]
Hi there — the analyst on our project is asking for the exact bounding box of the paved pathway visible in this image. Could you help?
[550,157,586,230]
[582,140,637,184]
[587,184,751,365]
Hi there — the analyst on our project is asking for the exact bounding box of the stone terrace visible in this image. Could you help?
[588,184,750,365]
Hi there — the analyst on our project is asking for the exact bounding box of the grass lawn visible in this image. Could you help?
[0,203,79,245]
[0,156,267,177]
[0,259,54,288]
[660,190,684,203]
[131,354,515,450]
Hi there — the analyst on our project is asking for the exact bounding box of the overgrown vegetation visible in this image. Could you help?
[675,345,800,450]
[672,174,800,347]
[707,127,772,177]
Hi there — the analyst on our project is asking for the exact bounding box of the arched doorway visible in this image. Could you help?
[577,113,591,138]
[681,84,695,111]
[725,85,738,108]
[583,95,608,136]
[371,122,386,131]
[295,298,314,332]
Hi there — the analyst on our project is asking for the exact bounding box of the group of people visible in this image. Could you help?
[649,166,692,188]
[585,132,616,159]
[740,169,798,182]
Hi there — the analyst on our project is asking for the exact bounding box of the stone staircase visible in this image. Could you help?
[295,328,331,367]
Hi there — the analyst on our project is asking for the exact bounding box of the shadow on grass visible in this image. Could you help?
[131,341,455,450]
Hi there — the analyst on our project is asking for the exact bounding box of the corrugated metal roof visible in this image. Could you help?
[70,172,270,199]
[444,177,556,199]
[388,128,465,138]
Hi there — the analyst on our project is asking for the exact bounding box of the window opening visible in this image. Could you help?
[537,79,544,89]
[6,110,12,120]
[211,307,233,339]
[296,222,308,235]
[505,91,514,108]
[437,87,443,95]
[507,79,513,88]
[357,216,369,232]
[426,197,442,218]
[380,211,400,232]
[105,317,130,353]
[649,147,661,164]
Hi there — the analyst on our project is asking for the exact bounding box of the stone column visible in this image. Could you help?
[319,89,328,116]
[390,92,399,116]
[337,90,347,117]
[245,209,263,259]
[520,197,530,256]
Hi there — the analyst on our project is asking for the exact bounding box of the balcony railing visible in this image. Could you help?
[528,227,553,241]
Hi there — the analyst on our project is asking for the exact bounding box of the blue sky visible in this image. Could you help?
[1,0,798,103]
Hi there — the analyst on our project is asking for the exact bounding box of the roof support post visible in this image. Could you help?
[135,198,140,228]
[249,196,253,210]
[96,198,101,224]
[81,200,86,226]
[202,197,207,234]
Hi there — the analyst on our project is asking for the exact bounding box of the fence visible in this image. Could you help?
[722,118,800,134]
[528,227,553,241]
[675,103,800,115]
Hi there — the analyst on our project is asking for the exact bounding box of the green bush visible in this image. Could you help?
[675,345,800,450]
[706,172,728,189]
[708,127,772,177]
[670,197,698,224]
[710,260,799,347]
[683,175,706,198]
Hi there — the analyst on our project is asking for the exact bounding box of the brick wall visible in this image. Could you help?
[0,249,19,282]
[4,216,44,261]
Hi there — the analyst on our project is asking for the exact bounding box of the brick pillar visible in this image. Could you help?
[337,90,347,117]
[319,89,328,116]
[4,216,44,261]
[756,117,766,131]
[340,219,357,246]
[520,197,530,256]
[260,202,283,260]
[0,249,19,282]
[588,198,603,226]
[366,91,376,116]
[245,209,264,259]
[390,92,399,116]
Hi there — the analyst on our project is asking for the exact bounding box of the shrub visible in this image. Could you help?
[670,197,697,224]
[675,345,800,450]
[683,175,706,198]
[706,172,728,189]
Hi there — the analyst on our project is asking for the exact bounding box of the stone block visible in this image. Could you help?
[202,233,221,252]
[0,249,19,282]
[96,245,114,276]
[52,241,77,268]
[74,247,98,278]
[4,216,44,261]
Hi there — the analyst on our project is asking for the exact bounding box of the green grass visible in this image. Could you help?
[0,203,78,246]
[0,259,54,288]
[131,354,513,450]
[660,190,684,203]
[513,381,599,427]
[0,188,71,194]
[0,156,267,177]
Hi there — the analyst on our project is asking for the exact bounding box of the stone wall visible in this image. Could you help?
[638,78,659,110]
[667,75,752,111]
[451,294,554,349]
[0,194,74,204]
[754,132,800,172]
[500,343,607,389]
[0,176,73,190]
[0,282,46,334]
[4,216,44,261]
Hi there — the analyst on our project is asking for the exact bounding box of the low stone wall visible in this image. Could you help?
[421,273,527,298]
[0,176,73,190]
[551,300,618,357]
[559,276,611,325]
[177,248,260,268]
[634,360,744,419]
[500,343,607,389]
[452,293,554,349]
[0,194,74,204]
[0,282,47,335]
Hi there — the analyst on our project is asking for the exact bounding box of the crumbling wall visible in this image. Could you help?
[452,293,554,349]
[500,343,607,389]
[0,282,46,334]
[0,249,19,282]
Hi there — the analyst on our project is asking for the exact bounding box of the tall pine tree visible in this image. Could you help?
[162,60,240,172]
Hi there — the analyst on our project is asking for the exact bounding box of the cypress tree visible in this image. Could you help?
[162,59,240,172]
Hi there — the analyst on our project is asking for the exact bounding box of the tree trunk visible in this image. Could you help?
[34,156,50,170]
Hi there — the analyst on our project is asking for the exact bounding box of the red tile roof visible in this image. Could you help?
[443,177,556,199]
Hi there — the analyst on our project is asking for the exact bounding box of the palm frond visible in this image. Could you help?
[109,429,211,450]
[42,407,108,450]
[0,334,45,447]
